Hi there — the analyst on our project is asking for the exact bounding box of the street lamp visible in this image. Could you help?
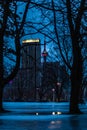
[56,82,61,102]
[52,88,55,102]
[22,39,40,100]
[57,82,61,87]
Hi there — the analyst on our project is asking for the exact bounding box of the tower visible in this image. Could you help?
[22,39,41,100]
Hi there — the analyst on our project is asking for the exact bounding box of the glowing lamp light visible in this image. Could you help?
[36,113,39,115]
[57,112,62,115]
[52,112,56,115]
[57,82,61,86]
[52,88,55,92]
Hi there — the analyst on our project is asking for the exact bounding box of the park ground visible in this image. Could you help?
[0,102,87,130]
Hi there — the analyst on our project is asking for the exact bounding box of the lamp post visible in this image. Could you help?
[52,88,55,102]
[56,82,61,102]
[22,39,40,100]
[36,87,40,101]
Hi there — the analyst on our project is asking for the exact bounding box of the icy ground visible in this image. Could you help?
[0,102,87,130]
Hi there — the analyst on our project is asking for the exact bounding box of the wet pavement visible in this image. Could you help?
[0,102,87,130]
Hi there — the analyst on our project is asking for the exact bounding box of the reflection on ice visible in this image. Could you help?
[49,120,62,129]
[0,114,71,121]
[0,102,87,130]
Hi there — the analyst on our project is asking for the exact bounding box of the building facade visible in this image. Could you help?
[3,39,41,101]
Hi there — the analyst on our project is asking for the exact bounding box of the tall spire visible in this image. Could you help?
[42,36,48,58]
[44,36,46,52]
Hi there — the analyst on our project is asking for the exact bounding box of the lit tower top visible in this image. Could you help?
[42,37,48,62]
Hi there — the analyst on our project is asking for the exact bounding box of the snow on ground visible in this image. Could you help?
[0,102,87,130]
[0,102,87,121]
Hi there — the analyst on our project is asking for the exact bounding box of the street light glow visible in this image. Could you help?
[22,39,40,43]
[36,113,39,115]
[57,112,62,115]
[52,112,56,115]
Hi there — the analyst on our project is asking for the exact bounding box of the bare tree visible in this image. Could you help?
[0,0,31,112]
[25,0,87,114]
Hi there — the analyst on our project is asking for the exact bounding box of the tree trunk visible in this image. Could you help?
[70,76,82,114]
[66,0,85,114]
[0,87,4,112]
[0,30,4,112]
[69,46,83,114]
